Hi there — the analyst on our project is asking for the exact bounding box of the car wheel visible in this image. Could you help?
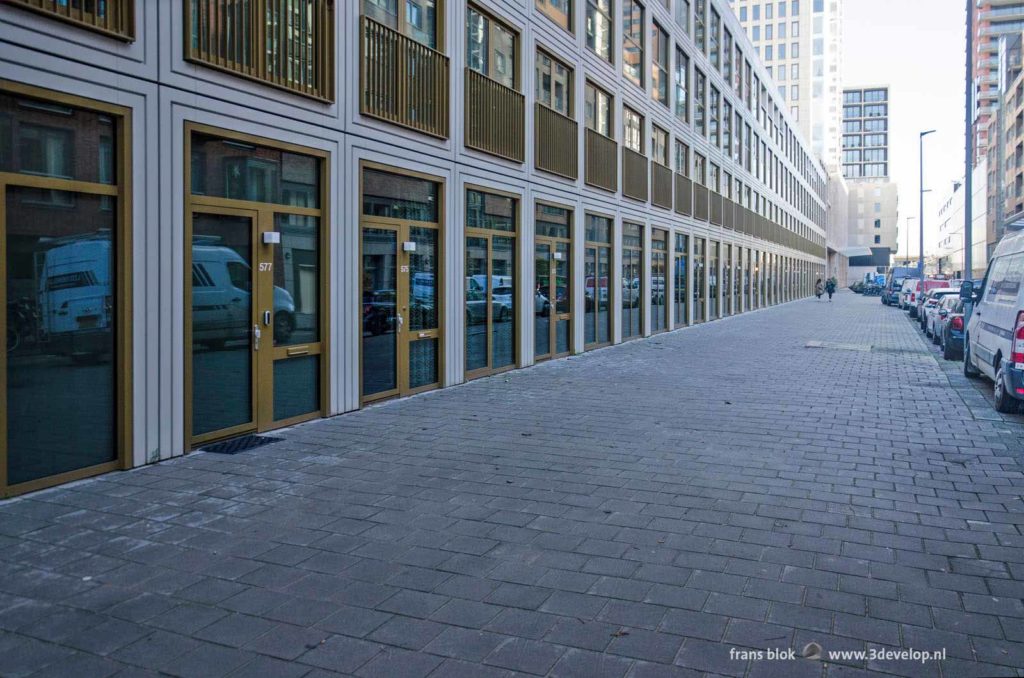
[932,331,940,345]
[942,335,956,361]
[994,360,1021,414]
[964,342,981,379]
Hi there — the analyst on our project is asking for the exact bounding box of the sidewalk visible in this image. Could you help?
[2,292,1024,678]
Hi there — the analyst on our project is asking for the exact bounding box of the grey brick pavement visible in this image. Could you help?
[3,292,1024,677]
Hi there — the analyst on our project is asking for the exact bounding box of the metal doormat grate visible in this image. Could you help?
[201,434,284,455]
[805,340,872,352]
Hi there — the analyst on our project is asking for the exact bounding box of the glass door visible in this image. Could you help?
[188,207,323,445]
[465,233,516,379]
[694,238,706,323]
[651,229,668,333]
[189,208,258,443]
[674,233,688,328]
[361,221,441,402]
[584,215,612,350]
[534,239,571,361]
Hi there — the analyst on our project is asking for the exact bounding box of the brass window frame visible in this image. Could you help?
[583,210,614,351]
[533,198,574,363]
[7,0,135,41]
[0,80,133,498]
[358,160,446,405]
[620,220,645,341]
[466,3,520,90]
[584,80,614,138]
[183,122,331,448]
[183,0,336,102]
[535,48,575,118]
[536,0,573,34]
[650,227,669,334]
[623,105,643,154]
[465,183,521,382]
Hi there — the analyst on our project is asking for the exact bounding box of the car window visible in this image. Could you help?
[986,256,1011,304]
[997,253,1024,305]
[226,261,251,292]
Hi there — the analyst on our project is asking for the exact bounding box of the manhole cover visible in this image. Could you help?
[805,340,872,352]
[201,434,283,455]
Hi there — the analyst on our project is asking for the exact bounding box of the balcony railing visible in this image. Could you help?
[9,0,134,39]
[675,174,693,216]
[585,129,618,192]
[187,0,334,101]
[622,148,648,202]
[693,184,709,221]
[651,162,673,209]
[723,199,734,229]
[362,16,449,137]
[710,193,723,225]
[465,68,525,162]
[535,103,578,179]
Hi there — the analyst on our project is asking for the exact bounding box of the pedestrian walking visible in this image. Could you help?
[825,277,836,302]
[814,278,824,300]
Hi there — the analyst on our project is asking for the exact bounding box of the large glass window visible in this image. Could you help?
[467,5,518,89]
[694,68,706,136]
[709,240,719,319]
[652,21,669,106]
[535,203,572,360]
[622,223,643,339]
[675,47,690,124]
[1,89,130,495]
[586,0,613,61]
[674,233,688,327]
[709,9,720,69]
[694,0,706,53]
[624,106,643,153]
[466,189,517,378]
[537,0,572,31]
[676,0,690,35]
[623,0,645,88]
[585,82,613,137]
[536,50,574,116]
[652,126,669,166]
[709,87,720,146]
[651,229,668,332]
[584,215,612,348]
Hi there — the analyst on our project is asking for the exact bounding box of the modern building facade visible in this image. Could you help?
[986,31,1024,259]
[0,0,826,496]
[973,0,1024,166]
[728,0,844,168]
[826,172,850,284]
[840,85,897,277]
[935,160,990,279]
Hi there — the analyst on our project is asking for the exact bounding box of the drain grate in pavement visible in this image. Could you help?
[805,340,872,352]
[871,345,931,355]
[200,434,283,455]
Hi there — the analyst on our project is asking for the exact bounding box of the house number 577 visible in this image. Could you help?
[258,262,273,272]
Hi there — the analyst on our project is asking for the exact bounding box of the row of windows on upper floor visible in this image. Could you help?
[734,0,818,22]
[843,89,887,104]
[843,104,888,119]
[9,0,827,224]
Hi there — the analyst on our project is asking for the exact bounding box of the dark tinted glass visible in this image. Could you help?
[362,168,438,221]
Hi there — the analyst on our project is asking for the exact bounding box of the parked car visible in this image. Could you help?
[965,229,1024,412]
[884,267,916,305]
[899,278,919,310]
[935,296,966,360]
[909,280,950,318]
[921,288,959,335]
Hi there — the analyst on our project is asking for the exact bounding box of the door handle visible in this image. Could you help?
[263,310,271,326]
[253,324,261,351]
[396,313,404,333]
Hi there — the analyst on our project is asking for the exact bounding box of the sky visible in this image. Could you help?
[842,0,968,259]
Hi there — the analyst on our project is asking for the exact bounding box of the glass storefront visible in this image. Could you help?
[1,87,129,495]
[466,189,517,379]
[651,229,668,333]
[622,222,643,340]
[361,166,442,401]
[535,203,572,361]
[674,233,688,328]
[584,215,612,349]
[723,243,732,316]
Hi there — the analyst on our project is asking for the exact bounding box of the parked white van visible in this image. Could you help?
[965,229,1024,413]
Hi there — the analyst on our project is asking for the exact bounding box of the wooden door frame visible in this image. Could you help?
[0,81,132,498]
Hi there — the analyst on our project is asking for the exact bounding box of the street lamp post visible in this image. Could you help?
[920,130,937,280]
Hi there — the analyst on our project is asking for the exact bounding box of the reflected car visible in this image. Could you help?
[585,276,610,311]
[363,289,395,336]
[535,290,551,315]
[192,244,295,348]
[622,278,640,307]
[491,286,515,321]
[466,288,510,324]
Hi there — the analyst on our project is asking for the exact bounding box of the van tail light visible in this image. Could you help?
[1012,311,1024,365]
[951,316,964,331]
[910,293,916,302]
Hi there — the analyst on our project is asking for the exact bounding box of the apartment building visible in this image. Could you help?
[987,31,1024,259]
[0,0,826,496]
[935,160,990,279]
[973,0,1024,165]
[728,0,844,169]
[840,86,898,278]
